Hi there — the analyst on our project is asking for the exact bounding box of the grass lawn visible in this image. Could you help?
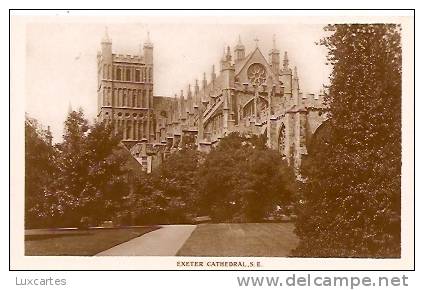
[177,223,299,257]
[25,226,159,256]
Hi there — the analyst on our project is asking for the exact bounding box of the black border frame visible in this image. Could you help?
[9,8,415,272]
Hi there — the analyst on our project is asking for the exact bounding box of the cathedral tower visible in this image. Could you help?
[97,29,155,146]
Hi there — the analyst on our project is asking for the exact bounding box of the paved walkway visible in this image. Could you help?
[95,225,196,256]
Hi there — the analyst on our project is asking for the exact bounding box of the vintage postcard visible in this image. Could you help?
[10,10,414,270]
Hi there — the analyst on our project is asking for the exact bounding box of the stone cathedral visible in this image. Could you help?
[97,30,328,174]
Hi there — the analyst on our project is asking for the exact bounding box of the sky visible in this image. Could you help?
[25,16,332,143]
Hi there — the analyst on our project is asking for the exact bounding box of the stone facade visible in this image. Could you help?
[97,29,154,146]
[97,31,328,174]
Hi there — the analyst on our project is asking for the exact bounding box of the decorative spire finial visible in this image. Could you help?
[273,34,276,49]
[254,37,259,47]
[212,64,216,81]
[144,31,153,48]
[102,26,111,43]
[283,51,289,69]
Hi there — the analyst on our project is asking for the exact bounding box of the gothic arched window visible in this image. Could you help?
[123,91,127,107]
[278,124,286,157]
[126,124,132,139]
[107,88,111,106]
[135,69,141,82]
[126,69,131,81]
[133,93,136,108]
[138,120,143,139]
[116,68,122,81]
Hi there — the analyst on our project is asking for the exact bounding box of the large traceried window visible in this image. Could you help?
[247,63,267,86]
[278,124,286,158]
[300,116,307,147]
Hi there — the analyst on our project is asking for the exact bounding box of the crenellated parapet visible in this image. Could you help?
[113,54,144,63]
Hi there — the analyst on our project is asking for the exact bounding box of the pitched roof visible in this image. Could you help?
[235,47,271,76]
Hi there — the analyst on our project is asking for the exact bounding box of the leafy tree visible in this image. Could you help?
[44,109,130,227]
[80,121,130,223]
[46,108,90,226]
[125,148,204,225]
[155,148,203,210]
[198,132,295,222]
[123,133,295,225]
[25,115,58,228]
[294,24,401,257]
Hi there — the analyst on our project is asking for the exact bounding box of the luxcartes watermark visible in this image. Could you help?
[15,277,67,286]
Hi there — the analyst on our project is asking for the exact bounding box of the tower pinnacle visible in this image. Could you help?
[102,26,111,43]
[283,51,289,69]
[203,72,207,89]
[269,35,280,75]
[234,35,245,62]
[254,37,259,47]
[144,31,153,48]
[195,79,199,93]
[212,64,216,81]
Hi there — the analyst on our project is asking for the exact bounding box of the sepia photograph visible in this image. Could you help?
[10,10,414,270]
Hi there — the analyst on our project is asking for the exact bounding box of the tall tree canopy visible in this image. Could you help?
[122,133,296,225]
[294,24,401,257]
[26,109,131,228]
[198,133,296,222]
[25,116,58,228]
[123,148,204,225]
